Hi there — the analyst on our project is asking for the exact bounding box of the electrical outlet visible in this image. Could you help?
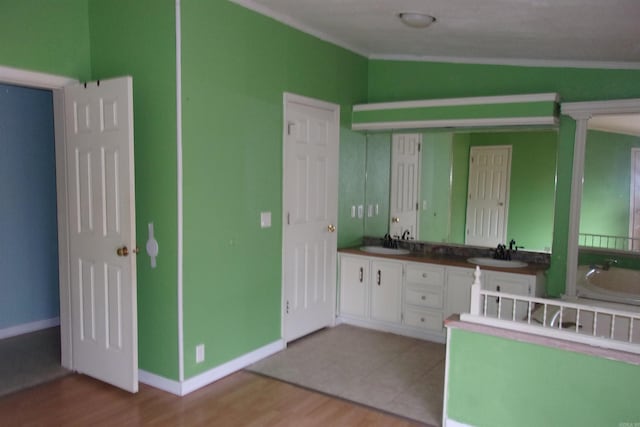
[196,344,205,363]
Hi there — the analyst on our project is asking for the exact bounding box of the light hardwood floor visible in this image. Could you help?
[0,371,426,426]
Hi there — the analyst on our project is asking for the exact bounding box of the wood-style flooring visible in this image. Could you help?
[0,371,426,426]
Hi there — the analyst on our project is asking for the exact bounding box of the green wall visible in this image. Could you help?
[89,0,179,380]
[368,60,640,296]
[0,0,91,80]
[420,132,453,243]
[363,133,391,239]
[581,130,640,241]
[446,328,640,426]
[449,131,558,252]
[179,0,367,379]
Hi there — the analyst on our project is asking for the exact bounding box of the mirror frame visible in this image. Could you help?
[562,98,640,296]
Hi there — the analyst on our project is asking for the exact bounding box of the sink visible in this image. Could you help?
[360,246,410,256]
[467,257,528,268]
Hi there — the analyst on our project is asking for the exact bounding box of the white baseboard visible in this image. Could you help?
[337,315,446,344]
[139,338,286,396]
[0,317,60,340]
[445,418,474,427]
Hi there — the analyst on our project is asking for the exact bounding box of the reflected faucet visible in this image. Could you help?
[401,230,411,240]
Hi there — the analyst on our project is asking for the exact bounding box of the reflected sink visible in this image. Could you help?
[467,257,528,268]
[360,246,410,256]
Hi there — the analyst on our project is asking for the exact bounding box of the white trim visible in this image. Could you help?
[442,326,453,427]
[0,65,74,89]
[562,98,640,297]
[369,53,640,71]
[138,369,183,395]
[139,339,285,396]
[176,0,185,383]
[228,0,366,58]
[0,317,61,340]
[354,93,559,112]
[444,418,475,427]
[181,339,285,395]
[352,116,558,131]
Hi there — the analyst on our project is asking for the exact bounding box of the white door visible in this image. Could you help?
[465,146,511,247]
[390,134,421,239]
[629,148,640,251]
[282,93,339,342]
[64,77,138,392]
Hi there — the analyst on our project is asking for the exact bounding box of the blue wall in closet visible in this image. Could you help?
[0,83,59,330]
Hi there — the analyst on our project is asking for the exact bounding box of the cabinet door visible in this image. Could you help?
[445,267,474,318]
[370,260,403,323]
[483,272,535,321]
[339,256,368,317]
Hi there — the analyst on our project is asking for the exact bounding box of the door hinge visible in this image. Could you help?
[286,300,290,314]
[416,202,419,210]
[418,143,421,152]
[287,212,290,225]
[287,121,295,136]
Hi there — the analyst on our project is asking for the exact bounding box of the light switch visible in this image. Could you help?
[357,205,364,219]
[260,211,272,228]
[351,205,356,218]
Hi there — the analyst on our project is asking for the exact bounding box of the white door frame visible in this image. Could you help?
[281,92,340,342]
[0,64,77,368]
[630,147,640,251]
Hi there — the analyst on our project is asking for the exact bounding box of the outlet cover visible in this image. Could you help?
[196,344,205,363]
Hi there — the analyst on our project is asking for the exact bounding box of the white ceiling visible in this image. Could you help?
[231,0,640,68]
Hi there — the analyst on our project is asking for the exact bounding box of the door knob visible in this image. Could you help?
[117,246,140,257]
[327,224,336,233]
[392,217,400,223]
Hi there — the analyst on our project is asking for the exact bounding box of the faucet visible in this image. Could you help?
[494,244,507,260]
[382,233,398,249]
[401,230,411,240]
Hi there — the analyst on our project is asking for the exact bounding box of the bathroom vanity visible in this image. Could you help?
[337,249,547,343]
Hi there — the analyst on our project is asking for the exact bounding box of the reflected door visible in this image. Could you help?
[65,77,138,392]
[390,134,421,239]
[282,94,339,342]
[465,145,511,247]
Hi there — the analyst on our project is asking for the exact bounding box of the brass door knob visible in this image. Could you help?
[327,224,336,233]
[117,246,140,257]
[392,217,400,223]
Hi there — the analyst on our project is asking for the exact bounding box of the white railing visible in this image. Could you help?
[460,267,640,355]
[579,232,640,252]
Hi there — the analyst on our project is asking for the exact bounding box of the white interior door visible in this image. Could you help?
[282,93,339,343]
[390,134,421,239]
[630,148,640,251]
[64,77,138,392]
[465,145,511,247]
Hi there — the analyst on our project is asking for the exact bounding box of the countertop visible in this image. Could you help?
[338,247,549,275]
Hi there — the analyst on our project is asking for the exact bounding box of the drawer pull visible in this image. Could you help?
[359,267,363,283]
[420,317,425,322]
[421,295,426,301]
[377,270,381,286]
[422,273,428,278]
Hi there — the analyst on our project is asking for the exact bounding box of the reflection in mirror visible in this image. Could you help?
[363,129,558,252]
[580,115,640,254]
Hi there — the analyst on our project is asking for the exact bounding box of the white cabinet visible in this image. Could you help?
[370,260,403,323]
[403,262,445,333]
[337,252,545,343]
[338,254,403,324]
[445,267,474,319]
[339,255,368,317]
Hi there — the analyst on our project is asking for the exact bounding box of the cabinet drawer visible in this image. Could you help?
[405,286,443,309]
[404,308,443,331]
[405,264,445,287]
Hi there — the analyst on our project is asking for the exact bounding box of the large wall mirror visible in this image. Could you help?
[362,128,559,253]
[563,98,640,297]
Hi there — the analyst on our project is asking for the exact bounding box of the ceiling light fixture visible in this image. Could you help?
[398,12,436,29]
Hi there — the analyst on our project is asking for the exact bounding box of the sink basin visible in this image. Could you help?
[360,246,410,256]
[467,257,528,268]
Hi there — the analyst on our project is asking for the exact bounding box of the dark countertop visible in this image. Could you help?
[338,247,549,275]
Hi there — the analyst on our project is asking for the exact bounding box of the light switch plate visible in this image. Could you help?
[260,211,272,228]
